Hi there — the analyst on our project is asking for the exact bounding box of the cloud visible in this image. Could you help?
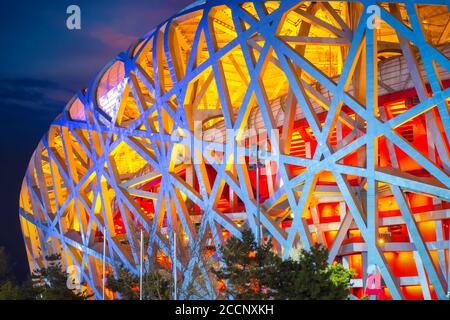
[0,78,73,113]
[85,0,194,52]
[88,25,138,51]
[3,78,67,89]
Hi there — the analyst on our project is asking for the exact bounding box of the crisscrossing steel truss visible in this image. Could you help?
[20,0,450,299]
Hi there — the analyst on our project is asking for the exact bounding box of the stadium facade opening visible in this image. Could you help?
[19,0,450,300]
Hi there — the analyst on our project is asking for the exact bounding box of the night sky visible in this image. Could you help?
[0,0,193,280]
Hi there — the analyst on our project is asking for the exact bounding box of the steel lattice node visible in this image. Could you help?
[19,0,450,300]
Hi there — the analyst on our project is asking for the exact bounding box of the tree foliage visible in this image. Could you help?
[0,247,14,283]
[0,247,91,300]
[106,265,172,300]
[212,229,279,299]
[1,229,355,300]
[212,229,354,300]
[0,246,22,299]
[107,229,215,300]
[30,253,91,300]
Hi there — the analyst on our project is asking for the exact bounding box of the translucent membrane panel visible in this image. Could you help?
[96,61,127,122]
[68,97,86,121]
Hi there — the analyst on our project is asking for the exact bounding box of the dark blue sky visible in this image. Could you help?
[0,0,193,279]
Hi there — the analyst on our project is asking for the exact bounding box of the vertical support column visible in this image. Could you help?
[186,165,194,212]
[361,251,368,297]
[365,8,380,299]
[102,226,106,300]
[339,201,346,223]
[448,221,450,295]
[173,231,177,300]
[310,200,325,245]
[435,220,447,282]
[336,120,343,152]
[349,3,366,182]
[229,166,237,210]
[305,142,312,159]
[365,10,402,300]
[139,228,143,300]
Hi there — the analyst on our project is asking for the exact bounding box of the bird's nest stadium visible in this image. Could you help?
[19,0,450,300]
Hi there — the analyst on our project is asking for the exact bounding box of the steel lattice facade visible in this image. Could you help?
[19,0,450,299]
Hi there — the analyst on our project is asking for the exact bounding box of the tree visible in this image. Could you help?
[107,228,216,300]
[106,227,173,300]
[327,262,355,298]
[212,229,354,300]
[212,229,279,299]
[28,253,91,300]
[106,264,139,300]
[107,265,172,300]
[0,247,13,282]
[0,246,22,300]
[0,247,92,300]
[0,281,22,300]
[272,245,355,300]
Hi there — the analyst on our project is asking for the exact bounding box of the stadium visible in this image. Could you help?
[19,0,450,299]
